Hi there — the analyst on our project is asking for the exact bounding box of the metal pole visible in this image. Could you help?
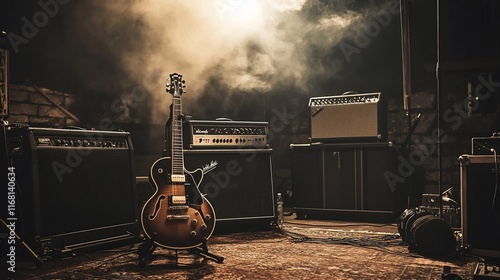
[400,0,412,207]
[436,0,443,218]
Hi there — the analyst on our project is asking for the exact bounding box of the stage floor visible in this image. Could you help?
[3,214,490,280]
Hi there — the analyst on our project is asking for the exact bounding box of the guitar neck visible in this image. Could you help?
[171,95,184,176]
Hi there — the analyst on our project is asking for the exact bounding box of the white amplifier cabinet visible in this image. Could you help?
[309,92,386,142]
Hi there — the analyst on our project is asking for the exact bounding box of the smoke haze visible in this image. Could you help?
[2,0,402,123]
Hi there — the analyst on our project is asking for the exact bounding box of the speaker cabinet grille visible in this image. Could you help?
[183,149,275,223]
[4,127,139,256]
[460,154,500,258]
[291,142,401,222]
[36,148,137,236]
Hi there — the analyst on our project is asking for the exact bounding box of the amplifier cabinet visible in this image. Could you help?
[3,126,139,257]
[183,149,275,229]
[459,154,500,258]
[291,142,402,222]
[309,93,386,142]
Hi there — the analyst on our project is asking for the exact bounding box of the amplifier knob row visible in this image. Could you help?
[38,137,127,148]
[208,127,265,135]
[199,138,266,144]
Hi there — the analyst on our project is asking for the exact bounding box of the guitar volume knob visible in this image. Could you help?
[190,231,197,237]
[205,214,212,220]
[192,219,198,226]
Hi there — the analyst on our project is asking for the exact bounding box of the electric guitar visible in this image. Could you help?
[140,73,216,250]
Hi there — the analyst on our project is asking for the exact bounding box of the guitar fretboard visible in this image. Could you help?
[171,94,184,177]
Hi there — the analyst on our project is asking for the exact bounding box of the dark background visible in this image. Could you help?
[1,0,499,207]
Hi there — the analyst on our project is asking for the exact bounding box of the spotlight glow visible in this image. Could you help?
[232,1,260,21]
[223,0,265,34]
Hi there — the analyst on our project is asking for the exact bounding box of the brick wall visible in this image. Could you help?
[7,84,79,127]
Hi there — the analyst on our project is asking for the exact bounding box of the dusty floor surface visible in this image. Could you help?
[4,218,482,279]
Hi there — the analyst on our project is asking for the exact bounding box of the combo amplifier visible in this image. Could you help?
[459,154,500,258]
[3,125,139,257]
[309,92,386,142]
[471,135,500,155]
[183,119,268,149]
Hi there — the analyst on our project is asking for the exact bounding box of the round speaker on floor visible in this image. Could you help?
[397,208,417,242]
[409,214,457,257]
[397,208,431,243]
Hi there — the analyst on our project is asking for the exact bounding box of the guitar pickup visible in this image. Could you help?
[171,174,186,183]
[169,195,188,205]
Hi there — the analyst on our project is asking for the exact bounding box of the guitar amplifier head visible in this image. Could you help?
[471,136,500,155]
[309,92,386,142]
[183,119,269,149]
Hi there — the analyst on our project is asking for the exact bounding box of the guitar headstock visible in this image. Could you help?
[166,73,186,97]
